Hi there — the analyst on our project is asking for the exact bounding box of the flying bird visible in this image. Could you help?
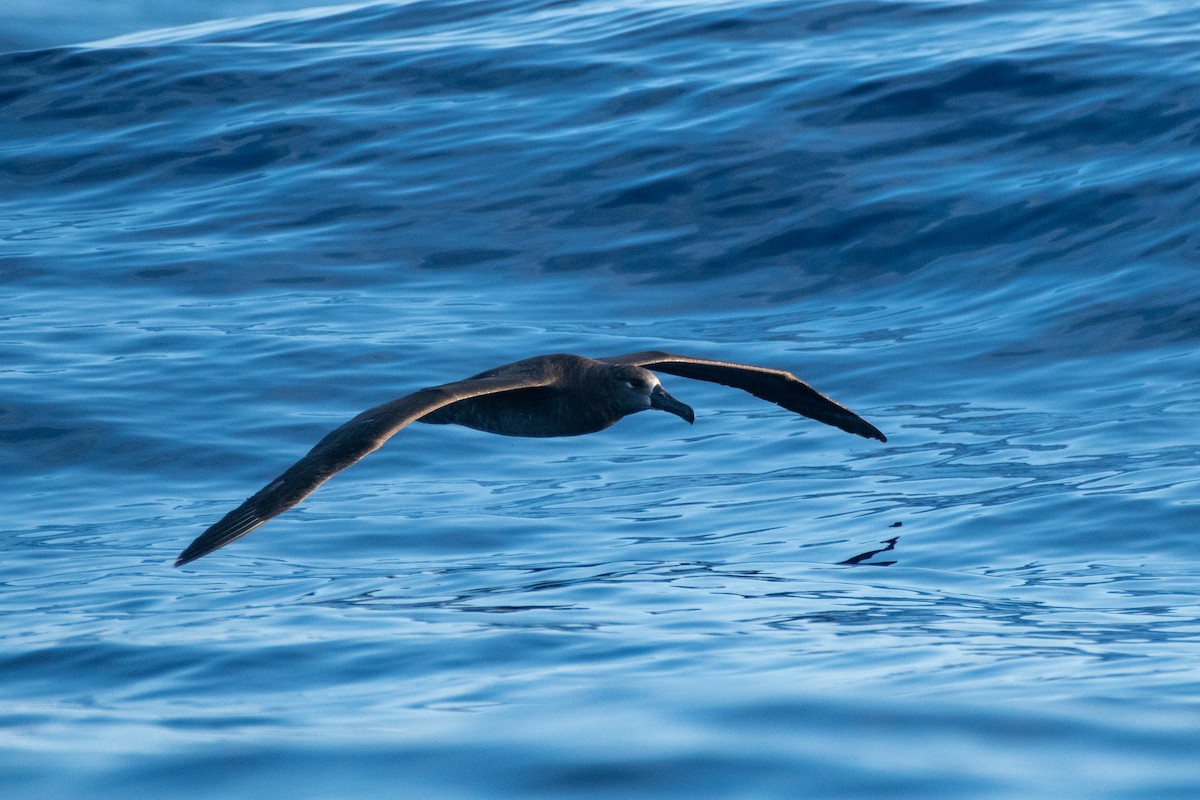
[175,351,885,566]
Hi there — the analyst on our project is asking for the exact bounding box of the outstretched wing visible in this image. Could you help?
[175,374,555,567]
[600,351,886,442]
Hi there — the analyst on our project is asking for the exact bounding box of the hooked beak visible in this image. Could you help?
[650,384,695,424]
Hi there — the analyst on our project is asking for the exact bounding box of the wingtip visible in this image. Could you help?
[839,413,886,443]
[844,416,885,442]
[174,536,224,567]
[863,424,887,443]
[173,537,226,568]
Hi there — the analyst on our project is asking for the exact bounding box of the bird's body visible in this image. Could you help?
[418,354,643,437]
[175,351,884,567]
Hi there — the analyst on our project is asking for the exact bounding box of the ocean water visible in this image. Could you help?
[3,0,1199,796]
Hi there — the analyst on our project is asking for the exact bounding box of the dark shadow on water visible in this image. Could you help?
[839,533,899,567]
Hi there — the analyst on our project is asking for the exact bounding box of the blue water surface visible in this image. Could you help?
[2,1,1199,796]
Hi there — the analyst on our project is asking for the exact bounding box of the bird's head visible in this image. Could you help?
[610,365,695,424]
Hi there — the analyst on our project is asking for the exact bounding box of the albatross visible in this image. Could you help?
[175,351,885,566]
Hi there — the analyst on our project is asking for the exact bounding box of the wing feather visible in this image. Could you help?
[175,374,554,566]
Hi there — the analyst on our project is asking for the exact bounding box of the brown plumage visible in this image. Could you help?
[175,351,885,567]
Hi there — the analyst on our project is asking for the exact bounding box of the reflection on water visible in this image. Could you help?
[2,0,1200,797]
[839,532,899,566]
